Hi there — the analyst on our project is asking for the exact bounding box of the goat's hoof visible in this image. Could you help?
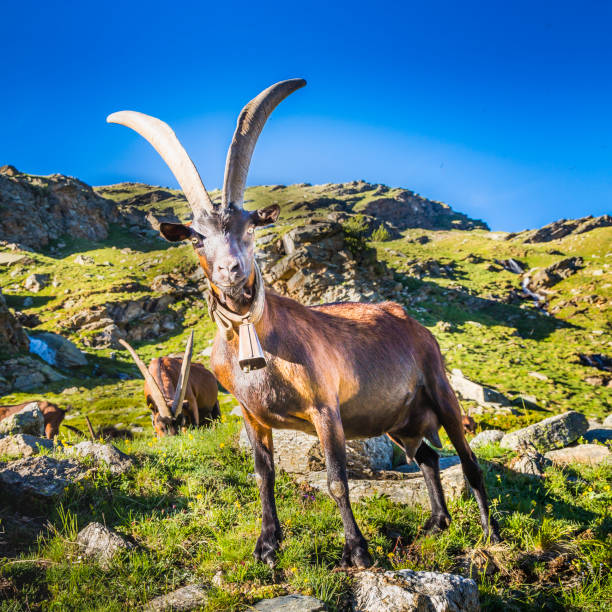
[253,528,282,567]
[423,514,451,534]
[340,542,372,569]
[487,526,503,544]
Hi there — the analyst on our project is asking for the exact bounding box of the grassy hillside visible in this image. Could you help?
[0,179,610,610]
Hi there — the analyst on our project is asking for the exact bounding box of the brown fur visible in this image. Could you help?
[0,400,66,439]
[144,357,219,437]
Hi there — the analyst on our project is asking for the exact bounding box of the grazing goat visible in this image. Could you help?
[119,332,219,437]
[108,79,501,568]
[0,400,66,439]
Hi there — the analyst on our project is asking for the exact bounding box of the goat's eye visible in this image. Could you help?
[191,236,200,246]
[246,226,255,235]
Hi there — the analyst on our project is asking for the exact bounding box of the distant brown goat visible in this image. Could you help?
[119,331,220,437]
[0,400,66,439]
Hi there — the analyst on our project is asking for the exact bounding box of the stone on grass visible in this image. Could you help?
[469,430,504,449]
[545,444,610,466]
[0,455,88,499]
[603,414,612,428]
[500,411,588,453]
[144,585,208,611]
[449,369,510,407]
[24,273,49,292]
[29,331,87,368]
[303,464,465,508]
[76,522,134,569]
[253,594,327,611]
[0,402,44,437]
[353,569,480,612]
[239,427,393,474]
[0,433,53,457]
[508,450,551,477]
[65,441,133,474]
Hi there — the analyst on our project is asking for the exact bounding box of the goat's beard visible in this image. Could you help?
[220,280,254,313]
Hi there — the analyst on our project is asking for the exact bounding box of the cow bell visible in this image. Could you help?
[238,322,267,372]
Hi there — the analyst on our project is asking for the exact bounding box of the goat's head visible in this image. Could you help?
[119,331,194,437]
[108,79,306,306]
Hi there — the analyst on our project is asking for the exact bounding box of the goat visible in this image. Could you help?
[119,331,220,436]
[108,79,501,568]
[0,400,66,439]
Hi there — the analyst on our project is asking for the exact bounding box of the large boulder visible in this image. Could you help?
[0,355,65,394]
[24,273,49,292]
[0,434,53,457]
[76,522,134,568]
[144,585,208,611]
[239,427,394,475]
[253,595,327,611]
[352,569,480,611]
[65,441,134,474]
[469,430,504,449]
[0,402,44,436]
[0,455,88,499]
[500,411,589,453]
[28,331,87,368]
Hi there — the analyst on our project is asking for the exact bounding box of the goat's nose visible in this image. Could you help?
[216,259,242,283]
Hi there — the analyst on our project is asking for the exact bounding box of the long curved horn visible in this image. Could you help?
[222,78,306,208]
[107,111,214,218]
[118,339,172,419]
[171,330,194,416]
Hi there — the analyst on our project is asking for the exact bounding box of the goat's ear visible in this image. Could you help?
[251,204,280,227]
[160,222,192,242]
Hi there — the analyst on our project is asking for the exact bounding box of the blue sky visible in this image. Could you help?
[1,1,610,231]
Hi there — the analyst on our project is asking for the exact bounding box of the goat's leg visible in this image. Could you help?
[434,383,502,543]
[414,442,452,532]
[311,406,372,568]
[241,406,282,566]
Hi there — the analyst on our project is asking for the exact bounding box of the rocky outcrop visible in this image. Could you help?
[469,430,504,449]
[523,257,583,293]
[449,370,511,408]
[29,331,87,368]
[513,214,612,244]
[76,522,134,568]
[0,355,65,395]
[0,455,88,499]
[0,166,119,249]
[500,411,589,453]
[60,295,178,347]
[0,288,28,355]
[64,441,134,474]
[352,569,480,612]
[144,585,208,611]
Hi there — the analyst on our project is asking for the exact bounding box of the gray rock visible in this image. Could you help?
[24,273,49,292]
[0,433,53,457]
[583,428,612,444]
[29,331,87,368]
[353,569,480,611]
[395,456,461,473]
[0,402,44,436]
[449,369,510,407]
[253,594,327,611]
[545,444,611,466]
[508,450,552,477]
[65,441,133,474]
[0,455,88,498]
[500,411,589,453]
[303,464,466,508]
[239,427,394,475]
[76,522,134,568]
[603,414,612,428]
[469,430,504,449]
[144,585,208,611]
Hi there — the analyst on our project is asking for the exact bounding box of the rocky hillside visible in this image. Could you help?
[0,171,610,610]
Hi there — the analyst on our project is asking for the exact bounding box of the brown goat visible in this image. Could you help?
[0,400,66,439]
[108,79,501,568]
[119,333,219,437]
